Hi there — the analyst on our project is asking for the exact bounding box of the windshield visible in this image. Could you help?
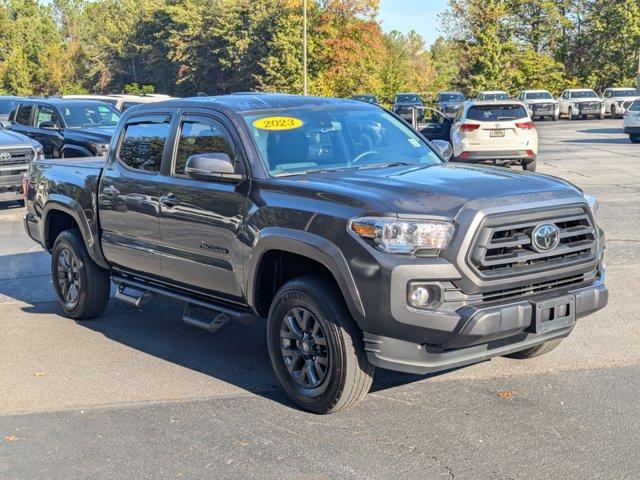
[612,89,637,97]
[243,107,443,177]
[439,93,464,102]
[395,94,422,104]
[351,95,377,104]
[525,92,553,100]
[61,104,121,128]
[467,104,528,122]
[572,91,598,99]
[482,93,509,100]
[0,99,14,115]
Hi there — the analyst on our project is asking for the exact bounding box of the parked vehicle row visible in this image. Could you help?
[63,93,176,112]
[23,93,608,414]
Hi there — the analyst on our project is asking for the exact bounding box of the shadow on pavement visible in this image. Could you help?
[562,138,631,145]
[578,127,624,135]
[0,251,434,410]
[0,199,24,210]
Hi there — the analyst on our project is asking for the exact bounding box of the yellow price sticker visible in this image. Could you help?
[253,116,304,131]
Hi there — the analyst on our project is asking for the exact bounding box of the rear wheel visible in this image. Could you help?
[267,276,374,414]
[522,159,537,172]
[52,229,110,319]
[630,134,640,144]
[505,338,564,359]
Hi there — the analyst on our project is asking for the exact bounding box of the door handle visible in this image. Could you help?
[102,185,120,197]
[160,194,181,207]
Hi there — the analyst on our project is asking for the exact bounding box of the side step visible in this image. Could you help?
[112,274,260,329]
[182,303,231,333]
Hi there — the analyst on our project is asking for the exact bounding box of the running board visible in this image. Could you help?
[112,274,259,325]
[182,303,230,333]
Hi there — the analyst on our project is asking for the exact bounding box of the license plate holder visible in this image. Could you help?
[533,295,576,334]
[490,129,505,138]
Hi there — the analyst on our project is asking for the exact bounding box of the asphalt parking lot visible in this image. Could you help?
[1,118,639,479]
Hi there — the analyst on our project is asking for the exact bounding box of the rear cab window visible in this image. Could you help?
[467,105,528,122]
[14,104,34,126]
[117,116,171,173]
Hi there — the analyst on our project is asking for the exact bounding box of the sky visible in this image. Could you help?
[378,0,449,47]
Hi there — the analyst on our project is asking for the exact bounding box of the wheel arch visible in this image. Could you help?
[42,195,110,269]
[247,228,365,322]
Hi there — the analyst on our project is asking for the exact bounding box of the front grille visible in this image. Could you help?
[579,102,599,109]
[468,205,597,280]
[481,273,592,302]
[0,149,33,166]
[533,103,554,111]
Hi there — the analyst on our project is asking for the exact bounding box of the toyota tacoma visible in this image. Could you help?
[24,94,608,413]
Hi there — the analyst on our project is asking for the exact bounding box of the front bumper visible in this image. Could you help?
[364,280,608,374]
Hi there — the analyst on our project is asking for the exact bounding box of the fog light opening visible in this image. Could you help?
[408,283,442,309]
[410,286,430,307]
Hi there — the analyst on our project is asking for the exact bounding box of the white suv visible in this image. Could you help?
[517,90,560,121]
[450,100,538,171]
[602,87,639,119]
[558,89,605,120]
[623,99,640,143]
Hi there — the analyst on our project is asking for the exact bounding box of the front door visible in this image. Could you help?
[32,105,64,157]
[158,113,248,301]
[98,113,173,277]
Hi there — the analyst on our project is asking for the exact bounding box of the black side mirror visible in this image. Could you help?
[185,153,244,184]
[40,121,58,130]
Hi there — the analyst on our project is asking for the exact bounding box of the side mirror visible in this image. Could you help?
[431,140,453,161]
[0,120,11,130]
[185,153,244,184]
[40,121,58,130]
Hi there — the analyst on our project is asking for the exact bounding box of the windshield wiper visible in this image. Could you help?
[356,162,416,170]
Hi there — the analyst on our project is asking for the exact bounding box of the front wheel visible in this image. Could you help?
[267,276,374,414]
[52,229,111,319]
[505,338,564,359]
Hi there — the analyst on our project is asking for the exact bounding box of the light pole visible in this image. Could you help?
[303,0,308,95]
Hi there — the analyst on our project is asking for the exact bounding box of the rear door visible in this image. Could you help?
[419,108,451,141]
[157,111,248,301]
[98,112,174,277]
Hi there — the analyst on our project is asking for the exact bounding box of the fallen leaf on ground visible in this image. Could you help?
[33,372,47,377]
[497,390,515,398]
[4,436,20,442]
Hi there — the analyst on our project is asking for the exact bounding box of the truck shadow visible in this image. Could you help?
[16,290,438,409]
[578,127,624,135]
[0,199,24,210]
[562,138,631,145]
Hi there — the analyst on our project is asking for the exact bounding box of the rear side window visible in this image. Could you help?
[467,105,528,122]
[35,105,60,128]
[118,121,170,172]
[630,100,640,112]
[174,119,233,176]
[15,104,33,126]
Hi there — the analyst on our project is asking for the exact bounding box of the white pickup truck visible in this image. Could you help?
[602,88,639,119]
[558,89,605,120]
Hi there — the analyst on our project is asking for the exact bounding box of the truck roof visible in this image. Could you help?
[143,93,376,114]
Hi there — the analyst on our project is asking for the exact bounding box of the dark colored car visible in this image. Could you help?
[0,96,22,122]
[24,93,607,413]
[9,98,121,158]
[350,94,378,105]
[435,91,465,119]
[393,93,424,122]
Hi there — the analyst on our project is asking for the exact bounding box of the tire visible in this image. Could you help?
[630,134,640,144]
[552,113,559,121]
[51,229,111,319]
[611,106,618,119]
[522,159,537,172]
[505,337,564,359]
[568,107,576,120]
[267,276,374,414]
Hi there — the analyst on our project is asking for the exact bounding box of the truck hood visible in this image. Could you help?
[0,129,38,148]
[526,99,558,105]
[64,126,115,142]
[289,163,582,218]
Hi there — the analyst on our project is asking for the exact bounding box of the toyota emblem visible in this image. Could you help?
[531,223,560,253]
[0,152,11,161]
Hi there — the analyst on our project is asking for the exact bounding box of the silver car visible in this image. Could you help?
[0,122,44,201]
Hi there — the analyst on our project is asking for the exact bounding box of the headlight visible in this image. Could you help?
[90,142,110,155]
[350,217,455,254]
[584,194,599,217]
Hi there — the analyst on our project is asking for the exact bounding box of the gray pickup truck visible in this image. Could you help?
[0,122,44,201]
[24,94,608,413]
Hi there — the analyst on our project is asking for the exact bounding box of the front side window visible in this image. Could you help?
[612,89,638,97]
[15,104,33,126]
[467,105,528,122]
[525,91,553,100]
[629,100,640,112]
[61,104,121,128]
[243,107,442,177]
[174,119,234,176]
[118,121,169,172]
[35,106,60,128]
